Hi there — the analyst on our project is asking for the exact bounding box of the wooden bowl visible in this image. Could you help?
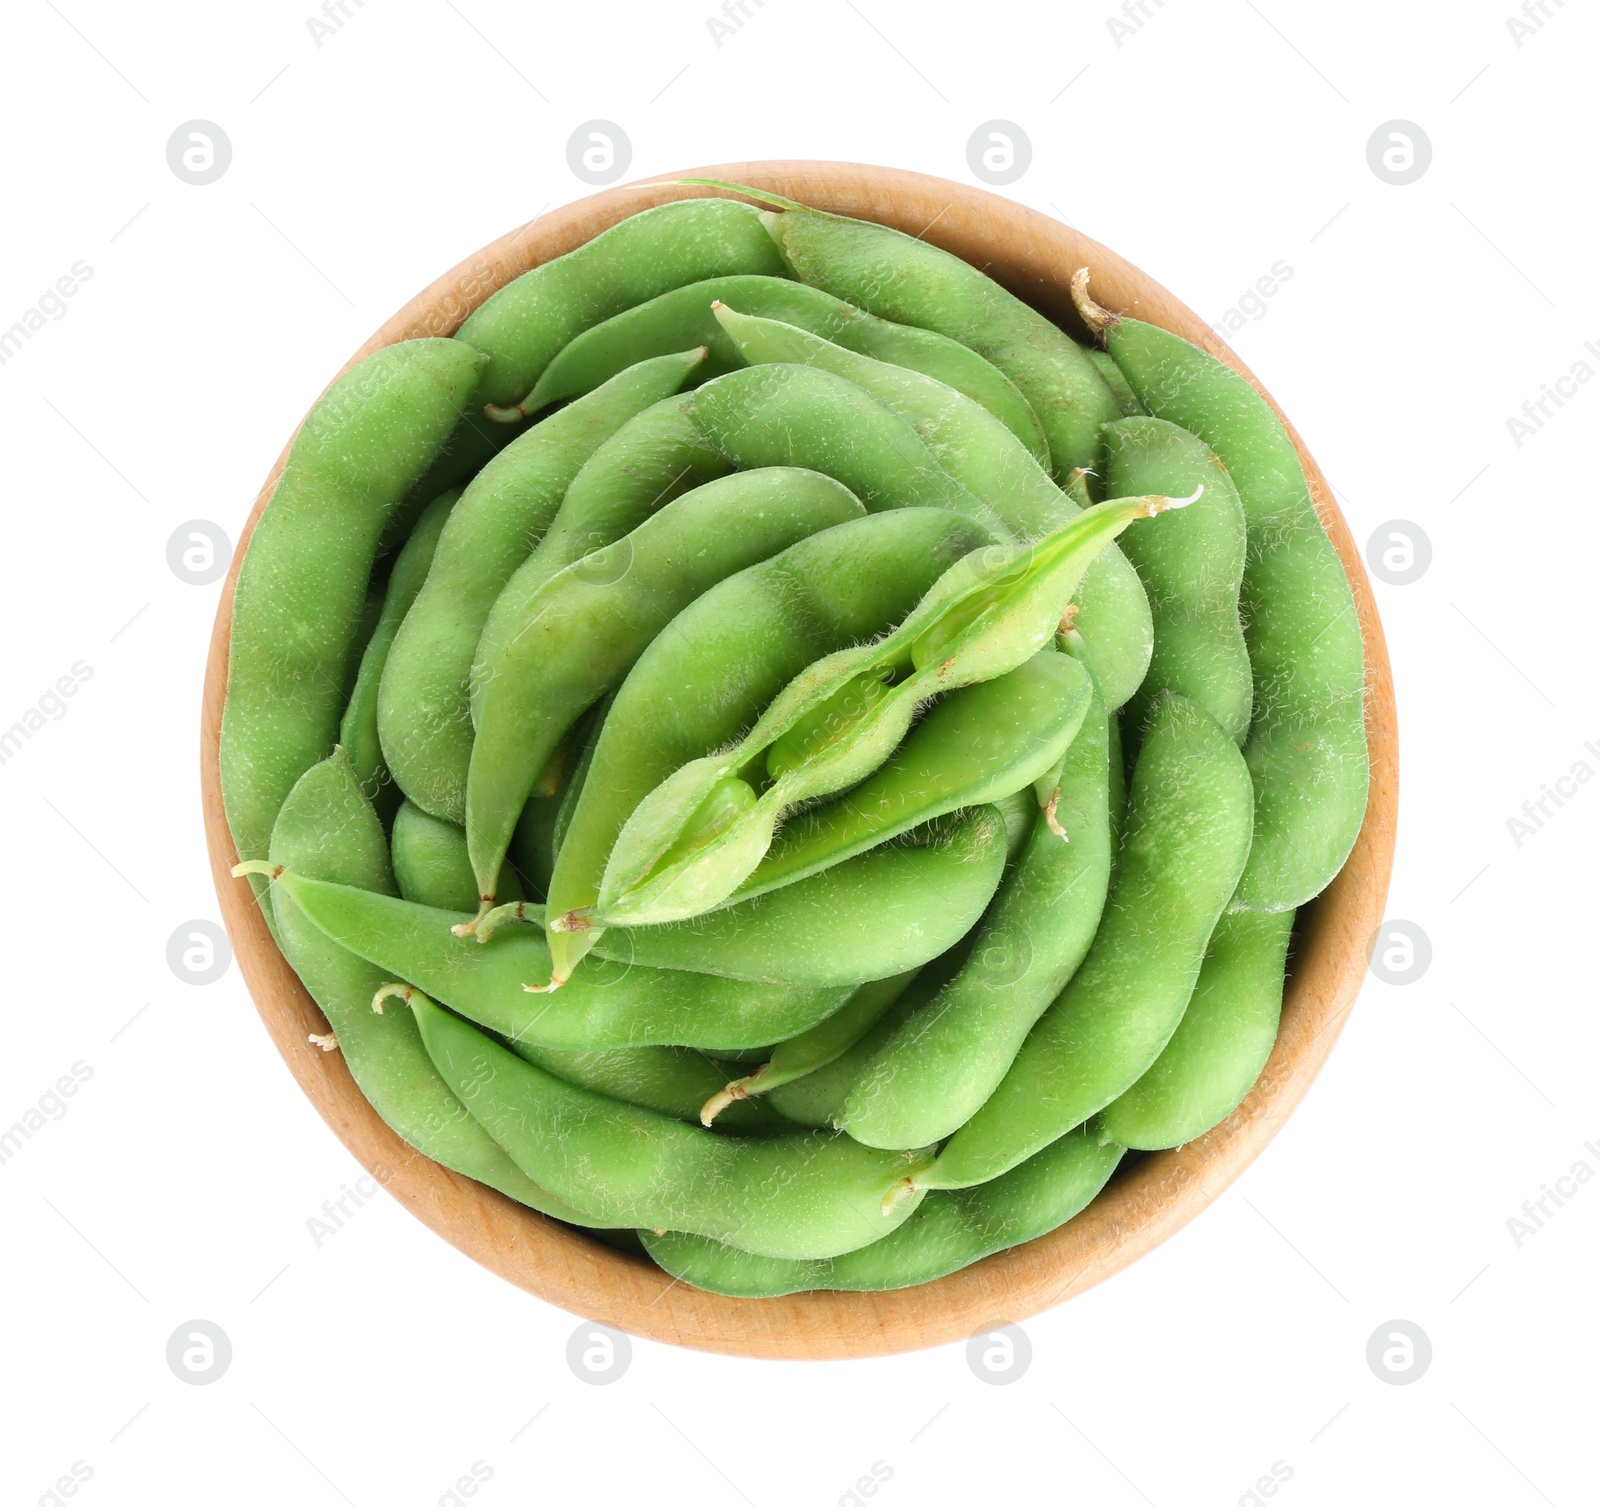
[201,161,1397,1360]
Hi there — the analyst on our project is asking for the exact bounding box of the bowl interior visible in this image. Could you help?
[201,160,1396,1360]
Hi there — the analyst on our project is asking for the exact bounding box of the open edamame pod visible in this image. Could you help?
[256,751,608,1225]
[918,693,1255,1191]
[339,489,458,823]
[727,647,1091,905]
[462,468,864,921]
[221,338,485,891]
[642,1122,1123,1296]
[700,971,919,1126]
[543,508,990,986]
[1102,415,1252,746]
[840,670,1117,1150]
[409,989,932,1261]
[265,872,853,1052]
[1100,907,1294,1150]
[712,302,1154,707]
[679,180,1121,481]
[1073,272,1368,912]
[528,273,1048,462]
[458,196,787,414]
[587,492,1192,939]
[376,349,706,824]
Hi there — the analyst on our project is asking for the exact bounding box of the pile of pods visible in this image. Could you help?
[222,182,1368,1297]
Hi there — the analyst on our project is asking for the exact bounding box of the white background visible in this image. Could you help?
[2,1,1595,1503]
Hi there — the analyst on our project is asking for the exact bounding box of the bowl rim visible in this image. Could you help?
[200,159,1397,1361]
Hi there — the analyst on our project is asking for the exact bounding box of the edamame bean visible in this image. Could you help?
[729,648,1090,904]
[544,508,990,985]
[711,302,1154,707]
[220,338,485,886]
[377,350,705,822]
[258,751,604,1224]
[1102,416,1252,745]
[1100,908,1293,1150]
[463,468,864,916]
[409,989,931,1260]
[917,693,1255,1190]
[264,871,853,1052]
[642,1123,1123,1296]
[590,806,1008,987]
[682,180,1122,480]
[680,364,1005,536]
[1073,273,1368,912]
[700,971,918,1125]
[340,489,459,821]
[458,197,787,413]
[840,672,1117,1150]
[592,493,1187,935]
[391,799,521,913]
[529,274,1048,462]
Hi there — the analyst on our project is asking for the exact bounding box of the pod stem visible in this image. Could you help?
[699,1067,769,1127]
[371,982,414,1015]
[484,400,529,425]
[1041,787,1068,841]
[451,898,499,939]
[1069,268,1120,340]
[231,860,283,881]
[470,900,542,945]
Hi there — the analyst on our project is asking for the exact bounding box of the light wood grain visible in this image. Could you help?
[201,161,1397,1360]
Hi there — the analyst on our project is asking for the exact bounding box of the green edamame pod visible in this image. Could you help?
[517,396,732,591]
[340,489,459,821]
[1087,348,1144,417]
[530,274,1049,463]
[261,752,603,1224]
[1100,908,1294,1150]
[712,303,1154,707]
[504,1039,783,1131]
[683,180,1121,480]
[544,508,990,986]
[766,952,966,1128]
[272,872,853,1052]
[840,672,1115,1150]
[590,806,1008,987]
[1102,416,1252,746]
[221,338,485,884]
[680,364,1006,537]
[700,971,919,1125]
[920,693,1255,1190]
[1073,275,1368,912]
[463,468,865,915]
[459,197,787,413]
[409,990,931,1260]
[391,800,522,914]
[592,493,1187,935]
[642,1123,1123,1296]
[377,350,706,823]
[730,648,1091,904]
